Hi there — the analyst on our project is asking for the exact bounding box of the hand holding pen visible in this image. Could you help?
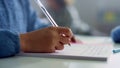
[36,0,75,46]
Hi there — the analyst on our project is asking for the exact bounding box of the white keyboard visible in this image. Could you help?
[63,43,113,59]
[20,43,113,61]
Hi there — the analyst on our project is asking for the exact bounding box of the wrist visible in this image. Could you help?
[20,34,28,52]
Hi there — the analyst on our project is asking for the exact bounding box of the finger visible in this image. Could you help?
[55,42,64,50]
[59,36,71,44]
[70,36,83,44]
[56,27,73,38]
[71,36,77,43]
[48,26,73,38]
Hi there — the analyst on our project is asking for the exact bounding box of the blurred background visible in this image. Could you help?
[30,0,120,36]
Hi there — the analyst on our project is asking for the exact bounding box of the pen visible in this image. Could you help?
[113,48,120,53]
[36,0,71,46]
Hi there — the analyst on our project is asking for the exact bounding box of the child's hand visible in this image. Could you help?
[20,26,73,53]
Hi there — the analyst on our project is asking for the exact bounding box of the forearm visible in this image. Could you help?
[19,33,29,52]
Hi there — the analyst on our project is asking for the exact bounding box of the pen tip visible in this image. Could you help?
[68,43,71,46]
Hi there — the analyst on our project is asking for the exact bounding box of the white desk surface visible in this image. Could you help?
[0,35,120,68]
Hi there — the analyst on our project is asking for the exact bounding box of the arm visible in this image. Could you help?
[0,27,73,58]
[0,30,20,58]
[111,26,120,43]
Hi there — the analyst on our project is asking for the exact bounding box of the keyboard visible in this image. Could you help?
[62,43,113,61]
[20,43,113,61]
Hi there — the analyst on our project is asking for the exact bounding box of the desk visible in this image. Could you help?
[0,35,120,68]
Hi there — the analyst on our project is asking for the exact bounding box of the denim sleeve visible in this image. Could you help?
[111,26,120,43]
[0,30,20,58]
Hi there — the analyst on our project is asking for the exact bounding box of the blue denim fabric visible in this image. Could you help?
[111,26,120,43]
[0,0,50,58]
